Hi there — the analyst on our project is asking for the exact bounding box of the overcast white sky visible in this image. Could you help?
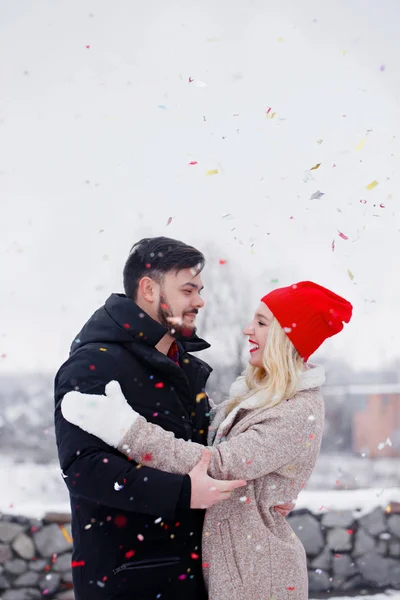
[0,0,399,374]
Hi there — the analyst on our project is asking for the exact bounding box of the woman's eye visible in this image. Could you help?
[258,321,266,326]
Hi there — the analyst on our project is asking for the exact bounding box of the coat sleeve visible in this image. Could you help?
[54,349,191,519]
[118,402,314,481]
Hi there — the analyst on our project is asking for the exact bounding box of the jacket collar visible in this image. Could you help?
[228,363,326,411]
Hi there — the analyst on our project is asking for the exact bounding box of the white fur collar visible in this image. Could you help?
[208,364,325,446]
[227,363,325,410]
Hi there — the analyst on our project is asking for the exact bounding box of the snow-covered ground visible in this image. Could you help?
[1,457,399,519]
[311,594,400,599]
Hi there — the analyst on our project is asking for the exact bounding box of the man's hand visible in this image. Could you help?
[189,449,247,509]
[274,500,296,518]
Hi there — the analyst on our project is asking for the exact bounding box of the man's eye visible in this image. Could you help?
[183,290,192,295]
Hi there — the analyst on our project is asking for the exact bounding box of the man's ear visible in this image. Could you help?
[137,276,157,303]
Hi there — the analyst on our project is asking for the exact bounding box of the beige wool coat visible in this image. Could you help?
[118,364,326,600]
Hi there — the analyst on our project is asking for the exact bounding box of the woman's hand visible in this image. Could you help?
[274,500,296,517]
[61,381,138,447]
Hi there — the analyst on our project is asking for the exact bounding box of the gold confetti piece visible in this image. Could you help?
[366,180,378,190]
[277,37,284,42]
[356,138,366,151]
[99,347,107,352]
[310,163,321,171]
[347,269,354,281]
[196,392,207,403]
[206,169,218,176]
[60,525,73,544]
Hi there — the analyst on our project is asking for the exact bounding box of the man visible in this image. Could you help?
[54,237,293,600]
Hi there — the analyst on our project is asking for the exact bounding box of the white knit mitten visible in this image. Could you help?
[61,381,139,447]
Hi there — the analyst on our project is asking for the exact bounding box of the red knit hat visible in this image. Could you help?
[261,281,353,361]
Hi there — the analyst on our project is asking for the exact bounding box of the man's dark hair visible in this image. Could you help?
[123,237,205,300]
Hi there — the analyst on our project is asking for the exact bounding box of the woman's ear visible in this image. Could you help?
[137,276,157,303]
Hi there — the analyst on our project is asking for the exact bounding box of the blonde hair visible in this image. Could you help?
[226,317,306,415]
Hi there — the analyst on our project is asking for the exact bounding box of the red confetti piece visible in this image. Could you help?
[219,259,227,265]
[191,553,200,560]
[89,364,96,371]
[189,77,194,83]
[287,587,296,591]
[347,529,354,534]
[188,161,198,166]
[331,240,335,252]
[178,574,187,580]
[145,263,151,269]
[166,217,173,226]
[123,323,131,329]
[141,453,153,462]
[125,550,135,559]
[71,560,85,568]
[266,107,272,114]
[335,553,342,558]
[379,203,385,208]
[202,562,210,568]
[114,515,128,529]
[309,434,315,440]
[155,382,164,389]
[337,231,349,240]
[245,498,251,504]
[102,576,108,582]
[360,199,367,204]
[160,303,169,309]
[86,45,90,49]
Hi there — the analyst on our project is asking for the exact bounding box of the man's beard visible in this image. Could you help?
[158,294,197,339]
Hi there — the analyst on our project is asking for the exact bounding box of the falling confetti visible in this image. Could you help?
[347,269,355,281]
[137,534,144,542]
[71,560,85,568]
[310,191,325,200]
[378,437,392,450]
[219,259,227,265]
[196,392,207,402]
[158,105,167,110]
[166,217,173,226]
[356,139,366,151]
[338,231,349,240]
[317,139,323,145]
[206,169,219,176]
[60,525,73,544]
[114,479,126,491]
[331,240,335,252]
[366,180,378,190]
[310,163,321,171]
[188,161,198,166]
[360,199,367,204]
[141,453,153,462]
[155,382,164,389]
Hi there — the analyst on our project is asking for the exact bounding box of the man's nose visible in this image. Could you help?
[195,295,205,309]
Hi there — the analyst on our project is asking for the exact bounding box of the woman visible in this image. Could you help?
[62,281,352,600]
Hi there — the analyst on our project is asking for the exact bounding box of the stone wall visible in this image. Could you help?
[0,504,399,599]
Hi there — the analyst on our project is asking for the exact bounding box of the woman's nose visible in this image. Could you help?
[243,324,254,335]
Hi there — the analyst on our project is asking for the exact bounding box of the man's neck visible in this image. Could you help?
[156,333,175,356]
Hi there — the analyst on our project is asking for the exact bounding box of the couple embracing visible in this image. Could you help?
[55,236,352,600]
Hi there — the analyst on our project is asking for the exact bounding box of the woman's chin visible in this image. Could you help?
[248,354,261,368]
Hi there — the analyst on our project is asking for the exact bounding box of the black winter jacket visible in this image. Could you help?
[54,294,212,600]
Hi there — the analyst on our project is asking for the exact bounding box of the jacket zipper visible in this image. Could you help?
[118,556,181,571]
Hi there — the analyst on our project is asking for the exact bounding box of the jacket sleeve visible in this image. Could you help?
[54,349,191,519]
[118,402,316,481]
